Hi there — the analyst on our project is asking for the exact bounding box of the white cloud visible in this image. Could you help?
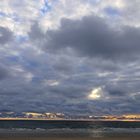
[0,0,44,35]
[1,0,139,35]
[43,80,60,86]
[40,0,126,31]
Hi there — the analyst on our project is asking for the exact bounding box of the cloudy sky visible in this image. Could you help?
[0,0,140,115]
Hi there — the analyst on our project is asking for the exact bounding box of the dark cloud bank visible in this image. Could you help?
[0,65,9,80]
[0,26,12,80]
[25,15,140,115]
[0,26,13,44]
[40,15,140,61]
[0,15,140,115]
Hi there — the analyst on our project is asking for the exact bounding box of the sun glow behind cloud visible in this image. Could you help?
[88,87,103,100]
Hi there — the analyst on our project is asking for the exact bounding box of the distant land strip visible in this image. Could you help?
[0,118,139,122]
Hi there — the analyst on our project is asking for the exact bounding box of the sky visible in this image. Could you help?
[0,0,140,115]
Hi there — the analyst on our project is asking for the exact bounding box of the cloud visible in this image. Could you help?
[121,0,140,27]
[0,26,13,44]
[0,65,9,80]
[0,0,140,115]
[28,22,44,41]
[40,15,140,61]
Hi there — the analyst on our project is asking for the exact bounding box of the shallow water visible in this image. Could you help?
[0,120,139,138]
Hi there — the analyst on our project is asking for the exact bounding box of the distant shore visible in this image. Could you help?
[0,118,139,122]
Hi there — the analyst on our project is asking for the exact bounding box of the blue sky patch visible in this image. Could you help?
[0,12,6,17]
[40,0,51,15]
[104,7,120,16]
[16,35,28,43]
[6,56,19,62]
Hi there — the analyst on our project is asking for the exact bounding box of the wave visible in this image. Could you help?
[0,127,139,133]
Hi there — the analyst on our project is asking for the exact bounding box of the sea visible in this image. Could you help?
[0,120,139,138]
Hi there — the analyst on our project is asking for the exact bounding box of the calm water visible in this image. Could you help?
[0,120,139,137]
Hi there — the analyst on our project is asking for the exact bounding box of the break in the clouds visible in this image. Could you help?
[0,0,140,115]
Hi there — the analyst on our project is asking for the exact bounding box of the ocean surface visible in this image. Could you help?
[0,120,139,138]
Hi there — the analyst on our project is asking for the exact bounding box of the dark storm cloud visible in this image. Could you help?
[108,89,126,97]
[39,15,140,61]
[52,58,75,74]
[48,85,87,99]
[0,65,9,80]
[0,27,13,44]
[2,14,138,115]
[28,22,44,41]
